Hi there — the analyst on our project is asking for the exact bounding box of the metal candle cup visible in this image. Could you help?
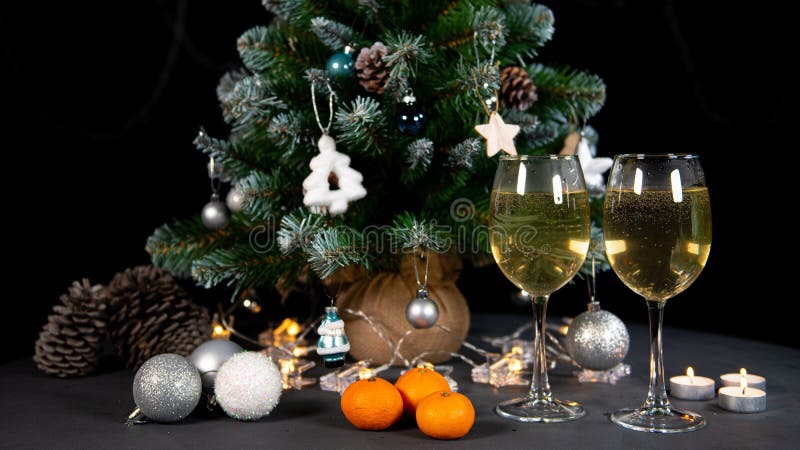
[718,386,766,413]
[669,367,715,400]
[720,368,765,391]
[718,371,766,413]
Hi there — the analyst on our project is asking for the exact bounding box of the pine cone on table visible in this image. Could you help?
[33,279,110,378]
[499,66,538,111]
[355,42,390,94]
[107,265,211,370]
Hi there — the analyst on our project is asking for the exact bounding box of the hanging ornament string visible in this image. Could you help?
[586,252,597,304]
[201,157,230,230]
[471,33,519,157]
[303,78,367,215]
[310,80,335,135]
[471,33,499,117]
[412,247,430,291]
[208,157,221,195]
[323,282,343,307]
[406,247,439,329]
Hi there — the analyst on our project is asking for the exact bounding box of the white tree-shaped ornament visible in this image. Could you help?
[302,135,367,215]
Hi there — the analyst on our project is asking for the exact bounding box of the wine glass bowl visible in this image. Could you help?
[603,153,711,433]
[489,155,591,423]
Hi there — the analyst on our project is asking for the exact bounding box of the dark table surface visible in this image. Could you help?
[2,313,798,449]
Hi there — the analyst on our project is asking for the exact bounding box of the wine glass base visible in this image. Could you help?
[496,397,586,423]
[610,407,706,433]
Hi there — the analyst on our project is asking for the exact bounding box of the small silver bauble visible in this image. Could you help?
[187,340,244,393]
[565,302,630,371]
[201,194,230,230]
[132,353,202,423]
[226,183,245,213]
[406,288,439,329]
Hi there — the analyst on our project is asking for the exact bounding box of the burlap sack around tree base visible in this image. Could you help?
[334,251,470,366]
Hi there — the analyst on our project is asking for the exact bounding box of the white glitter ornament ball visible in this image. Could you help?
[214,352,282,421]
[132,353,202,423]
[565,304,630,371]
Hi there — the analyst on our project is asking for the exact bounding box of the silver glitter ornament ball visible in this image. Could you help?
[187,340,244,393]
[132,353,202,423]
[226,184,245,213]
[565,303,630,371]
[406,288,439,329]
[201,196,230,230]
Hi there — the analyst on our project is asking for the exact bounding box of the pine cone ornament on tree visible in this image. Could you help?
[33,279,110,378]
[499,66,538,111]
[107,265,211,369]
[355,42,390,94]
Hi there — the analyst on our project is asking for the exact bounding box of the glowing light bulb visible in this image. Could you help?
[358,367,374,380]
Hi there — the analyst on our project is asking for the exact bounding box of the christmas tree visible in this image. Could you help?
[146,0,606,294]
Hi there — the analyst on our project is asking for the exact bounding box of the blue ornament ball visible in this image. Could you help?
[397,102,426,136]
[326,51,354,78]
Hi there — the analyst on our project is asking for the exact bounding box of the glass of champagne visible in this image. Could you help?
[604,154,711,433]
[490,155,591,423]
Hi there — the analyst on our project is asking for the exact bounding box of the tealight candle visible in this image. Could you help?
[718,373,766,413]
[669,367,715,400]
[720,368,766,391]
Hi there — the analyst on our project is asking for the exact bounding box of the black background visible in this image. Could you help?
[2,1,796,361]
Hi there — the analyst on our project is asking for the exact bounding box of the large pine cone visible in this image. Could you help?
[107,265,210,369]
[500,66,537,111]
[355,42,390,94]
[33,280,110,378]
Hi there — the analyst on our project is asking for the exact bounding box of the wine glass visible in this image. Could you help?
[603,154,711,433]
[490,155,591,423]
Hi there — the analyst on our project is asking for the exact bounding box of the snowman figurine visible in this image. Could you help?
[316,306,350,368]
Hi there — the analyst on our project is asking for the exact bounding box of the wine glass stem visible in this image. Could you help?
[529,295,552,402]
[645,301,671,413]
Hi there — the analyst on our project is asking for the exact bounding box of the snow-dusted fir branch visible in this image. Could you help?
[447,138,482,169]
[335,96,386,153]
[505,4,554,53]
[216,69,247,112]
[277,209,324,254]
[304,69,332,94]
[307,228,366,279]
[383,32,431,99]
[452,58,500,103]
[528,63,606,121]
[473,5,507,49]
[237,26,281,72]
[311,17,355,51]
[357,0,381,21]
[238,169,293,220]
[227,75,287,125]
[390,213,450,253]
[405,138,434,171]
[193,128,253,179]
[267,112,304,153]
[262,0,316,23]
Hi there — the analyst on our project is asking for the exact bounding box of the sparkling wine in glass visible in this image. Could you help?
[604,153,711,433]
[490,155,591,423]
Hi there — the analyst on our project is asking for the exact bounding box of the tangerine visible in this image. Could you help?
[394,367,451,416]
[340,377,403,430]
[416,391,475,440]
